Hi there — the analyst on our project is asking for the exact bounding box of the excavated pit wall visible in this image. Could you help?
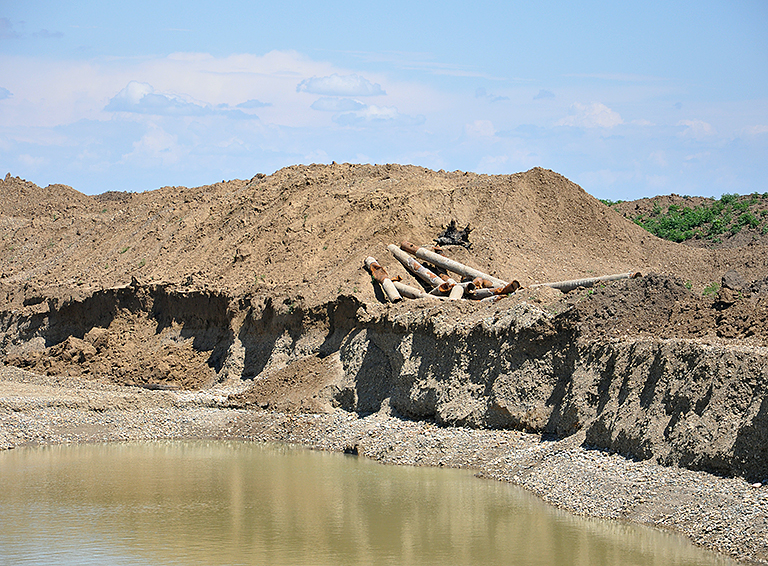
[1,284,767,482]
[338,303,768,482]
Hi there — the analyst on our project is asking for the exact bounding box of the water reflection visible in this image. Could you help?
[0,441,734,566]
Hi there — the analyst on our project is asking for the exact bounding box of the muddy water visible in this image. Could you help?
[0,441,734,566]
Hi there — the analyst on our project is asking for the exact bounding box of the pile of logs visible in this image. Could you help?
[365,241,641,303]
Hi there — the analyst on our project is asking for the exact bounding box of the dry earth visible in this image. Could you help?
[2,164,766,391]
[2,164,768,564]
[3,165,767,303]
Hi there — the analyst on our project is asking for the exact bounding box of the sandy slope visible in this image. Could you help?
[3,165,768,564]
[3,165,767,310]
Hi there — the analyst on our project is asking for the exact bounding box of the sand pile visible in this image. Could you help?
[3,164,767,311]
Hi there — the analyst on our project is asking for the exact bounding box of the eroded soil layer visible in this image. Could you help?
[3,165,768,564]
[1,366,766,565]
[2,275,767,482]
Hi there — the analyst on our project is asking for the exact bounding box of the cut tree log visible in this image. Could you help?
[392,280,444,300]
[470,280,520,299]
[428,280,476,297]
[448,284,465,300]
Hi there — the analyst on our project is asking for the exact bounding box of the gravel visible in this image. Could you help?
[2,364,766,565]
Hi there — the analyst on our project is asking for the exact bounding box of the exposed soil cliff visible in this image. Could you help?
[2,164,768,483]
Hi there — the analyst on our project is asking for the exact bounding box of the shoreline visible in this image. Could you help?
[1,365,765,565]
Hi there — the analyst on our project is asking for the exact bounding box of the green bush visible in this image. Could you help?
[738,212,760,229]
[630,192,768,244]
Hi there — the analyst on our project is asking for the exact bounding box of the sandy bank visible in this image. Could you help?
[3,164,768,564]
[1,364,765,565]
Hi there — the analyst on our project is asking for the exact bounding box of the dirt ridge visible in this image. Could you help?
[2,164,768,482]
[1,276,766,482]
[3,164,767,306]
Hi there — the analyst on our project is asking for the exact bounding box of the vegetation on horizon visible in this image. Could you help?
[601,193,768,243]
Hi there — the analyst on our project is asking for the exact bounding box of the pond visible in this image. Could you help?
[0,441,735,565]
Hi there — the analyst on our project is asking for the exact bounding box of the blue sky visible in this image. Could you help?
[1,1,766,199]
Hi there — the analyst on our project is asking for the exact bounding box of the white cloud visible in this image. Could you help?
[556,102,623,128]
[565,73,666,82]
[121,124,184,167]
[533,89,555,100]
[343,50,509,81]
[677,119,714,138]
[333,105,423,126]
[684,152,711,163]
[475,88,510,102]
[105,81,263,120]
[477,154,509,172]
[357,105,397,120]
[742,124,768,136]
[106,81,153,107]
[0,50,337,128]
[236,99,271,109]
[401,150,446,171]
[310,97,367,112]
[578,169,641,189]
[2,47,765,200]
[649,150,667,167]
[1,125,70,147]
[646,175,670,189]
[474,145,538,174]
[18,154,47,167]
[106,81,214,116]
[0,50,439,189]
[465,120,495,138]
[31,29,63,39]
[0,17,62,40]
[303,149,330,163]
[0,18,20,39]
[297,74,385,96]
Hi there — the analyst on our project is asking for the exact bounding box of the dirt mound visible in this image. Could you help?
[561,272,768,345]
[1,173,94,217]
[3,164,768,311]
[2,286,225,389]
[226,353,343,413]
[3,163,768,397]
[4,165,768,512]
[3,164,768,393]
[610,193,768,249]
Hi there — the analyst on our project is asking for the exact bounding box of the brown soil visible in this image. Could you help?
[561,273,768,345]
[3,165,767,306]
[3,166,768,565]
[226,353,343,413]
[3,165,768,388]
